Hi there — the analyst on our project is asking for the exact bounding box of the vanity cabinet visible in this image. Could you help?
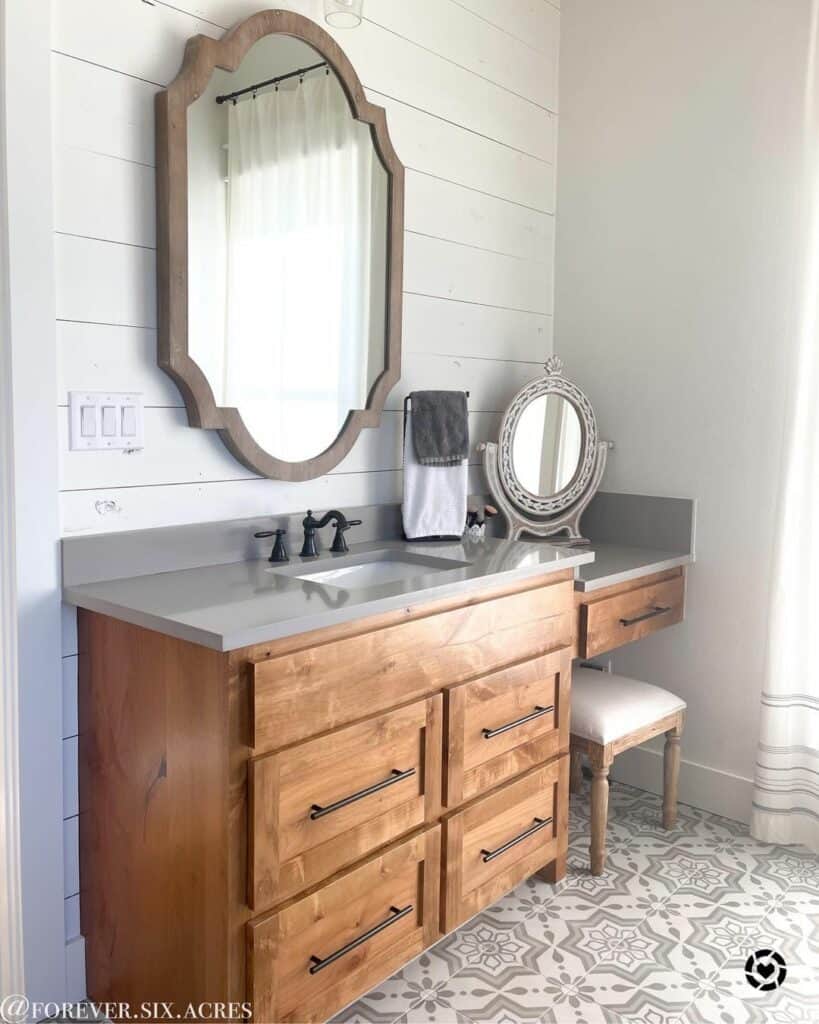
[79,569,575,1023]
[576,567,686,659]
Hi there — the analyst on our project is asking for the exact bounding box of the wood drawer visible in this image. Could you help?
[445,649,571,807]
[248,827,440,1024]
[249,697,442,910]
[251,579,574,752]
[579,572,685,659]
[442,756,568,932]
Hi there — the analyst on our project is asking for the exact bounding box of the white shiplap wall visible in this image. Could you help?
[54,0,559,986]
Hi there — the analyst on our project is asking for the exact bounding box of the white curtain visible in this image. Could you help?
[224,71,384,463]
[751,2,819,853]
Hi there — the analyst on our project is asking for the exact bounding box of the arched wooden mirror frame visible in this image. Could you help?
[155,9,404,481]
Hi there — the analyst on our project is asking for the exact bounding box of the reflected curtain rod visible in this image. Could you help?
[215,61,328,104]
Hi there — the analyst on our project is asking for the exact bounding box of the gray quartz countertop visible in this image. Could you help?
[63,537,594,652]
[573,542,692,591]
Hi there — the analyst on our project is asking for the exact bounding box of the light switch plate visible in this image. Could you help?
[69,392,144,451]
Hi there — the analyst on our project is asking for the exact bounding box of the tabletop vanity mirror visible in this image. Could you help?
[156,11,404,480]
[480,356,610,542]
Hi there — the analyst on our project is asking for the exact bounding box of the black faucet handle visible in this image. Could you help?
[330,518,361,553]
[255,528,289,563]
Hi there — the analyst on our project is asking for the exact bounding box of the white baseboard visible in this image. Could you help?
[65,936,87,1003]
[610,744,753,825]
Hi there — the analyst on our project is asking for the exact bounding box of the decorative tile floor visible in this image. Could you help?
[334,781,819,1024]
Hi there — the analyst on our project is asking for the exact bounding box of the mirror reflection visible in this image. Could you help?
[511,394,582,497]
[187,35,389,463]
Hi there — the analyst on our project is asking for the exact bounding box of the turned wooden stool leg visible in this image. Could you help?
[663,713,684,829]
[589,746,612,875]
[570,750,583,794]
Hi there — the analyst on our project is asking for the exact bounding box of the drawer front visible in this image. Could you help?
[251,579,574,752]
[442,756,568,932]
[248,827,441,1024]
[249,696,442,910]
[579,573,685,658]
[445,649,571,807]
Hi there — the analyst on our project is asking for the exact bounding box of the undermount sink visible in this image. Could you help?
[267,548,472,590]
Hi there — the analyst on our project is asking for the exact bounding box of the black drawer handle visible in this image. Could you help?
[308,904,413,974]
[309,767,416,820]
[619,605,671,627]
[481,816,553,863]
[482,705,554,740]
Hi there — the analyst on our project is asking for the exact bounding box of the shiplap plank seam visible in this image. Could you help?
[50,47,553,167]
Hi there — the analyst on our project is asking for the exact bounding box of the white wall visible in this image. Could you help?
[53,0,559,535]
[556,0,810,820]
[5,0,69,1006]
[53,0,560,997]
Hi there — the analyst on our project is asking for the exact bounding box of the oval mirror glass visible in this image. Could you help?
[186,33,389,464]
[511,394,583,498]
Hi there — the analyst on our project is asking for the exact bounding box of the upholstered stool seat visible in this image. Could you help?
[571,667,686,875]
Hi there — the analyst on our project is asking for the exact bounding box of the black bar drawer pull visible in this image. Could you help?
[308,904,413,974]
[309,767,416,820]
[481,816,553,863]
[482,705,554,740]
[619,605,671,627]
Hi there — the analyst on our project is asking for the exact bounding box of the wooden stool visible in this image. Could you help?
[570,667,686,875]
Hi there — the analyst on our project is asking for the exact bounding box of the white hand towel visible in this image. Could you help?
[402,410,467,539]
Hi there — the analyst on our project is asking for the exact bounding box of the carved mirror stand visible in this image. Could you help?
[479,356,611,542]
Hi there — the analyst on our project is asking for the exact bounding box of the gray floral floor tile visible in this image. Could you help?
[333,943,457,1023]
[435,911,547,985]
[344,784,818,1024]
[760,886,819,949]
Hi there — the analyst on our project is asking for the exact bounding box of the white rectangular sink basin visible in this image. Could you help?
[269,548,471,590]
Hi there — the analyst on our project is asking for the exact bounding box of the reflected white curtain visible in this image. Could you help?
[224,72,380,463]
[751,2,819,853]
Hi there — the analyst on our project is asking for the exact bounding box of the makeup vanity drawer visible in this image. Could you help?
[249,697,442,909]
[248,827,441,1024]
[250,577,574,752]
[442,755,568,932]
[444,648,571,806]
[578,571,685,659]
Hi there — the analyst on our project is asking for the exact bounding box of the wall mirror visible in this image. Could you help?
[156,10,404,480]
[479,356,610,541]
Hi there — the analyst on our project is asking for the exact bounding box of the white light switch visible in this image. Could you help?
[101,406,117,437]
[69,392,144,451]
[80,405,96,438]
[121,405,136,437]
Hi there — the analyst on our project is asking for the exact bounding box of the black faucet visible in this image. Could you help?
[254,526,289,562]
[300,509,362,557]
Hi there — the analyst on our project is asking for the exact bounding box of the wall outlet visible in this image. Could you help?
[69,392,144,451]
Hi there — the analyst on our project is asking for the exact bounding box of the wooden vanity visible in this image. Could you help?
[77,558,685,1023]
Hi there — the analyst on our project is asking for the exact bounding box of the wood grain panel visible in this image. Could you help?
[248,827,440,1024]
[578,571,685,659]
[445,648,571,806]
[249,697,442,910]
[78,610,233,1006]
[442,755,568,931]
[251,580,574,752]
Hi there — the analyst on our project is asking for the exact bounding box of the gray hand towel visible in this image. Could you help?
[410,390,469,466]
